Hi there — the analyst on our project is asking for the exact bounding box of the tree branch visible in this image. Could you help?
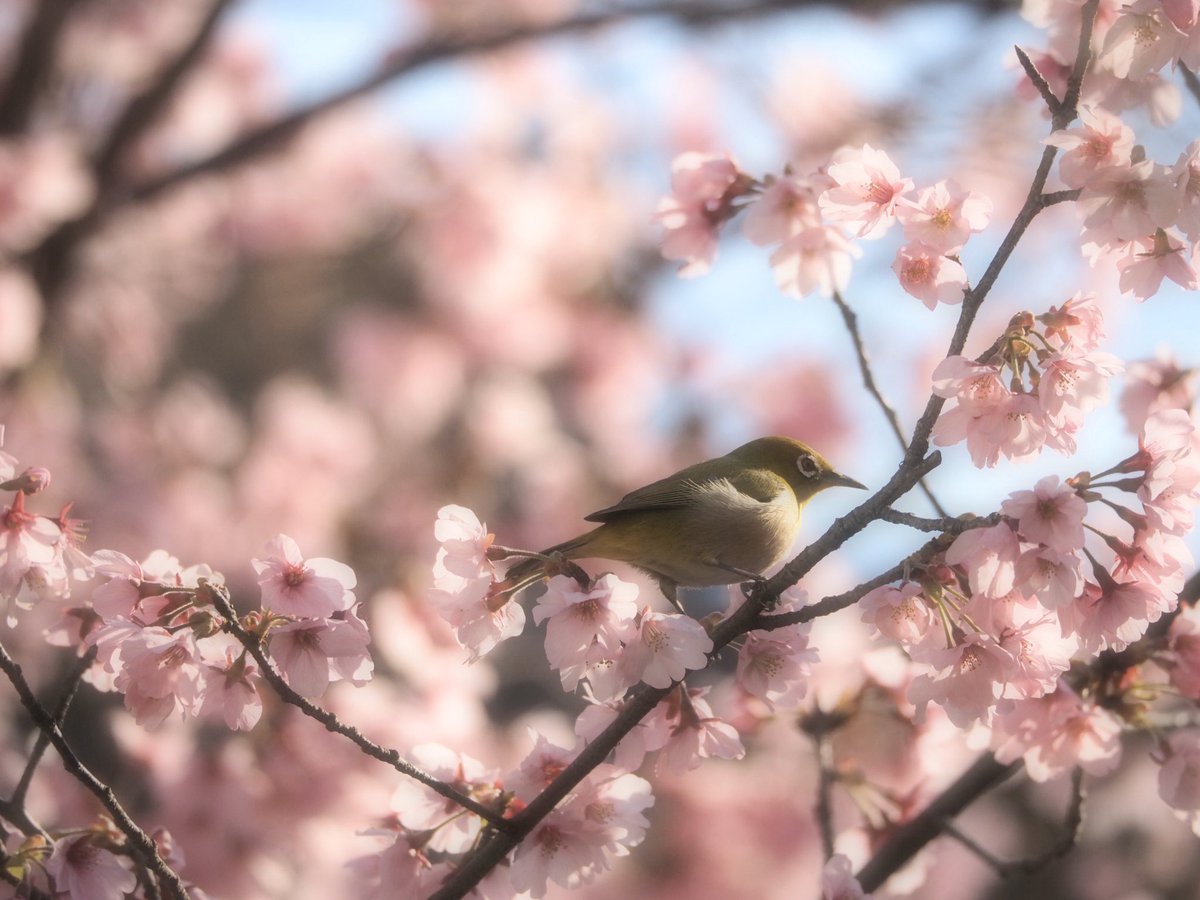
[0,0,80,135]
[830,290,948,516]
[206,587,517,833]
[0,640,189,900]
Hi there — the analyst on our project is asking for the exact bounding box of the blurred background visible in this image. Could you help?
[1,0,1199,897]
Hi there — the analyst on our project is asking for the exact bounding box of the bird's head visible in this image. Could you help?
[726,436,867,504]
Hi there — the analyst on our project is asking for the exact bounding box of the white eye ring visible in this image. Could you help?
[797,453,820,479]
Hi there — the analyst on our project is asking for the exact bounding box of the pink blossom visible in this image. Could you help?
[1170,139,1200,239]
[1045,105,1135,189]
[508,767,652,896]
[113,627,205,727]
[820,144,913,238]
[896,179,992,252]
[1001,475,1087,553]
[742,173,822,245]
[533,573,639,692]
[433,504,496,582]
[617,609,712,688]
[892,242,968,308]
[46,834,137,900]
[993,688,1123,782]
[348,829,434,900]
[768,223,861,298]
[998,613,1077,699]
[1039,292,1107,352]
[822,853,872,900]
[907,633,1016,726]
[1168,604,1200,698]
[1158,731,1200,829]
[1120,350,1196,432]
[268,611,373,698]
[1078,159,1180,246]
[508,731,577,801]
[934,390,1053,467]
[0,492,62,610]
[1037,349,1122,423]
[1115,229,1199,299]
[931,355,1011,411]
[1099,0,1185,79]
[252,533,356,618]
[655,151,748,277]
[946,522,1020,599]
[1058,577,1173,653]
[575,694,672,772]
[200,636,263,731]
[1014,545,1083,609]
[391,744,492,854]
[735,622,817,708]
[658,688,745,773]
[859,582,937,647]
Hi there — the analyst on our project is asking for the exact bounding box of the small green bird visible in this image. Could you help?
[497,436,866,606]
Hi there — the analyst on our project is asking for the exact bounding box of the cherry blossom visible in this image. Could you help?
[768,223,861,298]
[992,687,1123,782]
[1001,475,1087,553]
[945,522,1021,599]
[820,144,913,238]
[1157,731,1200,835]
[892,242,968,309]
[533,573,638,692]
[896,178,993,252]
[617,608,713,689]
[46,833,137,900]
[268,610,373,698]
[657,687,745,773]
[860,581,938,647]
[1115,229,1199,299]
[655,151,751,277]
[735,621,817,708]
[252,533,356,618]
[1045,105,1135,188]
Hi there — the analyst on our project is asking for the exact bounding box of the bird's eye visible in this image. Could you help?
[797,453,820,479]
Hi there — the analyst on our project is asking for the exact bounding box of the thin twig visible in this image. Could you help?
[877,509,1002,534]
[856,755,1022,892]
[0,640,189,900]
[830,290,948,516]
[207,588,517,833]
[940,767,1086,877]
[1014,45,1060,114]
[1182,63,1200,108]
[814,732,836,860]
[1040,188,1081,207]
[12,646,97,807]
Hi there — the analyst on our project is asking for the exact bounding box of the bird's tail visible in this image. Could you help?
[489,531,597,600]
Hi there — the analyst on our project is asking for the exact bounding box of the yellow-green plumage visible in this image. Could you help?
[502,436,865,603]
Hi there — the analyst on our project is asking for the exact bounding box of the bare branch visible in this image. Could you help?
[11,646,97,808]
[877,509,1002,533]
[0,0,81,135]
[830,290,948,516]
[206,587,517,833]
[1014,45,1060,114]
[0,640,190,900]
[940,767,1086,877]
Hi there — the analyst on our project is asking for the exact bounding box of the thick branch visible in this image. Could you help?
[0,0,80,135]
[0,640,189,900]
[856,754,1021,891]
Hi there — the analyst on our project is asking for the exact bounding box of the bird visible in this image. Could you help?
[493,436,866,608]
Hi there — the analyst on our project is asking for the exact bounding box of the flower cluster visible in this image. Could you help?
[862,405,1199,783]
[351,737,654,898]
[931,294,1122,466]
[73,534,371,729]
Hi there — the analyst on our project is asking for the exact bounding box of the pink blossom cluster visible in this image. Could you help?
[58,534,372,730]
[351,736,653,898]
[862,407,1200,785]
[931,294,1123,466]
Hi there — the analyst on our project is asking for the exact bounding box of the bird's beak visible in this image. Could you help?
[825,470,868,490]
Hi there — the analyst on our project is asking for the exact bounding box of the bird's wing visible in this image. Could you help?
[584,465,787,522]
